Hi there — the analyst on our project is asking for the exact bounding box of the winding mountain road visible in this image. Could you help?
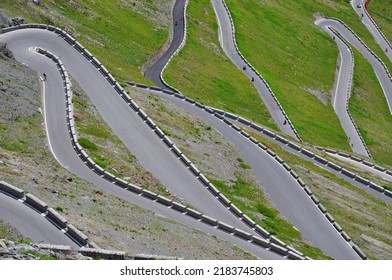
[315,19,370,157]
[144,0,362,259]
[210,0,300,141]
[135,86,361,260]
[0,26,360,259]
[3,0,390,259]
[0,28,286,260]
[318,19,392,114]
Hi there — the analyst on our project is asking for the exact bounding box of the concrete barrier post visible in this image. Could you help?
[217,222,235,233]
[0,181,25,199]
[67,224,88,246]
[47,207,68,229]
[25,193,48,213]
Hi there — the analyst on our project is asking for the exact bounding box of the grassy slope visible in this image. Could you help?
[224,0,345,149]
[163,0,277,129]
[0,0,170,84]
[0,220,26,242]
[350,50,392,166]
[368,0,392,43]
[220,0,392,156]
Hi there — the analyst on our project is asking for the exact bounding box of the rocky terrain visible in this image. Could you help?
[0,240,88,260]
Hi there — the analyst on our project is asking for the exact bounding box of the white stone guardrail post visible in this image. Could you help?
[314,146,392,184]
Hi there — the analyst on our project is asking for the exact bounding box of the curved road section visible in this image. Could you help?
[144,0,187,90]
[0,27,361,259]
[0,29,285,260]
[316,18,392,111]
[326,19,392,113]
[315,19,370,157]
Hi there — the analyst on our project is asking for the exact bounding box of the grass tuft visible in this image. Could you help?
[78,137,98,151]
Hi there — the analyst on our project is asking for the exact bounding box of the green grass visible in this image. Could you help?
[54,206,64,213]
[163,0,277,130]
[350,49,392,165]
[237,157,251,169]
[20,250,58,260]
[93,155,108,169]
[78,137,98,151]
[0,0,170,84]
[368,0,392,44]
[0,115,41,154]
[239,162,251,169]
[0,224,8,239]
[16,238,31,245]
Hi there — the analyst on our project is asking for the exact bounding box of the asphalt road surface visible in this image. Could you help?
[144,0,187,89]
